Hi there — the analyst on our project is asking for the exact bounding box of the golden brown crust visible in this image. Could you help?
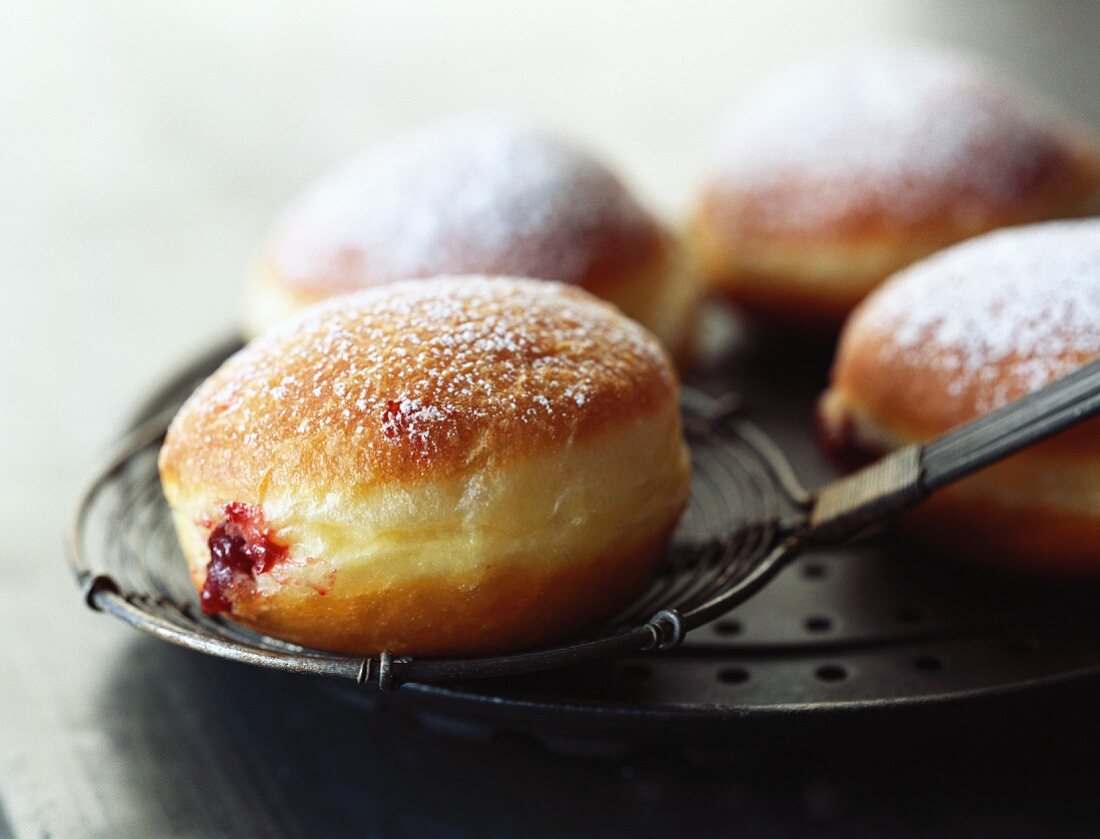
[831,340,1100,456]
[695,133,1100,246]
[820,219,1100,570]
[162,276,680,498]
[896,495,1100,577]
[259,116,670,303]
[693,47,1100,315]
[829,221,1100,455]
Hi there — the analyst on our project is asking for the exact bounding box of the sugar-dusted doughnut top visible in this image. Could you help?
[702,47,1100,239]
[833,220,1100,436]
[265,117,667,295]
[161,276,679,495]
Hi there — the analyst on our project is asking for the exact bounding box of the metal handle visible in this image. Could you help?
[809,357,1100,544]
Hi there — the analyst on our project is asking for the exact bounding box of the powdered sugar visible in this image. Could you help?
[271,116,656,289]
[380,397,450,445]
[182,276,673,475]
[859,220,1100,411]
[711,47,1080,232]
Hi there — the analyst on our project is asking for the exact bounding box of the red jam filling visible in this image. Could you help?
[381,399,405,439]
[201,502,288,614]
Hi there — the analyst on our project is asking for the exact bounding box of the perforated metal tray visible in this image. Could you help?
[89,318,1100,754]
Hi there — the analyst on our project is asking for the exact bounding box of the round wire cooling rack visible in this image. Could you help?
[67,339,1100,750]
[66,338,1100,756]
[68,339,819,690]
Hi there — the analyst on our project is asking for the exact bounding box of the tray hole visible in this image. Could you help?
[913,655,945,672]
[815,664,847,683]
[717,667,750,685]
[804,616,832,633]
[714,619,743,637]
[897,606,925,624]
[802,562,827,580]
[619,664,652,683]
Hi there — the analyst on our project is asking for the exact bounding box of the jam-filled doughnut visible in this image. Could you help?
[161,276,692,655]
[692,47,1100,326]
[244,116,698,359]
[819,220,1100,573]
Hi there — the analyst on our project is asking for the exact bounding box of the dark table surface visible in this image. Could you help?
[8,1,1100,836]
[51,638,1100,838]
